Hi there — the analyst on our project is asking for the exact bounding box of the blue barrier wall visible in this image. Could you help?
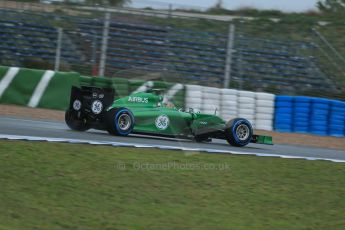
[274,96,345,137]
[274,96,294,132]
[330,100,345,137]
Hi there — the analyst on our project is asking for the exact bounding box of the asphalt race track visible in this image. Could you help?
[0,116,344,162]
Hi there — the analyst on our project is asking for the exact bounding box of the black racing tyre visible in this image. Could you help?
[105,108,135,136]
[65,110,90,131]
[224,118,253,147]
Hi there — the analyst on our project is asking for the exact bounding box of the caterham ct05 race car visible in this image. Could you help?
[65,86,272,147]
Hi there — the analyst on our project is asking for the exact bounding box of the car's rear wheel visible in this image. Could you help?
[225,118,253,147]
[105,108,134,136]
[65,109,90,131]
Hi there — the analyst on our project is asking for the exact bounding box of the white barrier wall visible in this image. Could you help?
[255,93,275,131]
[185,85,203,111]
[201,86,220,115]
[237,90,256,127]
[185,85,275,131]
[220,88,237,121]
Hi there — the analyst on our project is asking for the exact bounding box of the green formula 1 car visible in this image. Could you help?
[65,86,272,147]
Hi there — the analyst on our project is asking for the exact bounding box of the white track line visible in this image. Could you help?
[0,134,344,163]
[0,67,20,98]
[28,70,55,108]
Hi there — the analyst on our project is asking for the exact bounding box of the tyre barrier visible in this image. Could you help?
[310,98,330,136]
[274,96,294,132]
[220,88,238,121]
[329,100,345,137]
[185,84,202,111]
[1,66,344,137]
[255,92,275,131]
[185,85,276,131]
[293,96,311,133]
[275,96,345,137]
[237,91,256,126]
[201,86,220,115]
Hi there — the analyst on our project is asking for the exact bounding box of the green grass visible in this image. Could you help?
[0,140,345,230]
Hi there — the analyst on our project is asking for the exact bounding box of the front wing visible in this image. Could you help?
[251,135,273,145]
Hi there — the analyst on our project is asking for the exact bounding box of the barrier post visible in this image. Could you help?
[54,27,63,72]
[91,31,98,76]
[99,11,111,77]
[223,23,235,88]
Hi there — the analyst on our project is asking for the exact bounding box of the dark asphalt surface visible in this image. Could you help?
[0,116,344,161]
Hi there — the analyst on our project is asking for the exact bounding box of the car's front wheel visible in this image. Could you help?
[65,109,90,131]
[105,108,135,136]
[224,118,253,147]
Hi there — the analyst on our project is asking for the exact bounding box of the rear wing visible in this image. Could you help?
[68,86,115,117]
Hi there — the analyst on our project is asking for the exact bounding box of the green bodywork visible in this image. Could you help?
[108,92,273,145]
[108,92,224,137]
